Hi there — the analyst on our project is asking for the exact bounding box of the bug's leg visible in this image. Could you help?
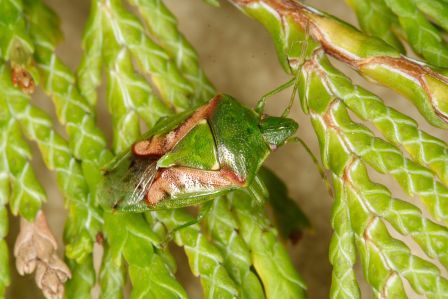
[289,136,333,198]
[255,36,310,116]
[175,201,213,233]
[255,78,296,115]
[281,75,300,117]
[159,201,213,248]
[255,21,311,116]
[281,35,311,117]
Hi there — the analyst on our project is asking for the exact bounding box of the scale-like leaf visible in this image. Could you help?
[205,198,265,299]
[129,0,215,105]
[384,0,448,67]
[230,190,307,299]
[346,0,404,51]
[100,0,192,110]
[0,102,11,298]
[104,212,187,299]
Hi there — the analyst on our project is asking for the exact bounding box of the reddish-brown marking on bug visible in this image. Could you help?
[11,65,35,94]
[132,95,222,157]
[145,166,244,205]
[219,167,246,185]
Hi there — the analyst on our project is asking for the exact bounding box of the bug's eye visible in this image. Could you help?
[259,116,298,148]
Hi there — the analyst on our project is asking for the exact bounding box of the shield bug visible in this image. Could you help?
[99,94,298,212]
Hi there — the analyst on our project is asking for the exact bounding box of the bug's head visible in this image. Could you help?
[259,116,298,150]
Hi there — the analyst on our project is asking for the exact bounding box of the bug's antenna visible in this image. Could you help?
[288,136,333,199]
[282,22,332,197]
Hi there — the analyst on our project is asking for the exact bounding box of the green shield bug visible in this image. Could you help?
[99,94,298,212]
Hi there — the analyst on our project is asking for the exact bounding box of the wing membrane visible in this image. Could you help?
[99,155,157,211]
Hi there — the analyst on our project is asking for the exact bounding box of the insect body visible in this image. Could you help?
[99,94,297,212]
